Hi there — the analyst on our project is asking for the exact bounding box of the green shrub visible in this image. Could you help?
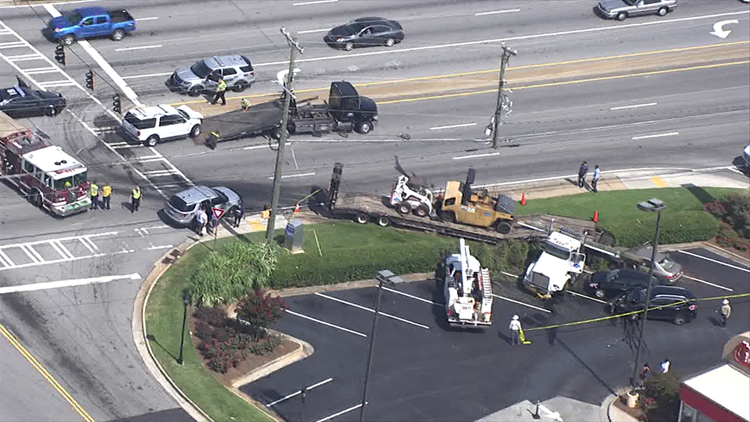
[603,211,719,247]
[639,372,681,422]
[236,290,286,336]
[189,242,280,306]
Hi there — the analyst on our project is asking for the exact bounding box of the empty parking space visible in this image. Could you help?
[674,248,749,294]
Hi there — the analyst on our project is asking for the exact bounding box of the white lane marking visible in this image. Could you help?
[567,290,609,305]
[37,80,77,88]
[266,378,334,407]
[683,275,734,292]
[138,17,159,21]
[285,309,367,337]
[491,293,552,313]
[146,245,174,251]
[246,142,290,150]
[122,72,173,80]
[293,0,338,5]
[44,4,143,107]
[453,152,500,160]
[252,10,750,67]
[115,44,162,52]
[0,0,98,9]
[0,41,25,49]
[267,172,316,180]
[50,240,73,260]
[0,250,14,268]
[298,28,332,34]
[610,102,658,111]
[430,122,477,131]
[25,68,60,75]
[290,148,300,170]
[78,237,95,254]
[475,9,521,16]
[631,131,679,140]
[679,250,750,273]
[315,403,364,422]
[81,236,101,251]
[381,286,442,307]
[19,245,41,263]
[0,273,141,295]
[143,169,181,176]
[314,292,430,330]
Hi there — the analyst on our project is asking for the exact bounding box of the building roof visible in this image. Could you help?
[23,145,85,180]
[684,363,749,421]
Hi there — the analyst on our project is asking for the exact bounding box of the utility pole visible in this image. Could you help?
[265,27,304,244]
[490,43,517,149]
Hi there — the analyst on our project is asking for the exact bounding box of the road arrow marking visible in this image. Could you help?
[710,19,739,39]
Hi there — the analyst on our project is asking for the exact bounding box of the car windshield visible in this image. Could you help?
[623,0,636,5]
[66,12,82,25]
[658,256,677,271]
[544,243,572,260]
[211,188,228,203]
[190,60,212,79]
[54,170,87,190]
[168,195,192,212]
[178,109,189,120]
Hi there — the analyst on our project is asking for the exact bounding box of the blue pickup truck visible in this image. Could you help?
[46,7,136,46]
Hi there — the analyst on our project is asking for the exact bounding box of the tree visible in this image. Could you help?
[639,372,681,422]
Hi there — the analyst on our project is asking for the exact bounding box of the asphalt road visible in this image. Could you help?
[242,247,749,422]
[0,0,748,421]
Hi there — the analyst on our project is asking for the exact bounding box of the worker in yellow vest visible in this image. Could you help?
[210,78,227,106]
[89,180,99,210]
[102,182,112,210]
[130,186,141,213]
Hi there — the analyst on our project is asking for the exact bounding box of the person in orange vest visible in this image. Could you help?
[89,180,99,210]
[130,186,141,213]
[102,182,112,210]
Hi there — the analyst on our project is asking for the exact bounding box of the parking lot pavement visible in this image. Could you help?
[673,247,749,295]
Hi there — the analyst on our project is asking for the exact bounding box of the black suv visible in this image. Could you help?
[586,268,658,299]
[611,286,697,325]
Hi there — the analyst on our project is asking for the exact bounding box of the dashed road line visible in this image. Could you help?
[268,172,316,180]
[115,44,162,52]
[453,152,500,160]
[293,0,338,5]
[678,250,750,273]
[0,273,141,295]
[138,16,159,21]
[491,292,551,313]
[285,309,367,337]
[611,102,657,110]
[475,9,521,16]
[381,286,442,306]
[266,377,333,407]
[315,292,431,330]
[430,122,477,131]
[298,28,332,34]
[315,403,364,422]
[632,131,679,140]
[683,275,734,292]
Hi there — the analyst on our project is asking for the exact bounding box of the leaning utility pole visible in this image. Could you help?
[491,43,517,149]
[265,27,304,244]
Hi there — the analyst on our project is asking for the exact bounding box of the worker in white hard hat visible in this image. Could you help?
[509,315,522,346]
[719,299,731,328]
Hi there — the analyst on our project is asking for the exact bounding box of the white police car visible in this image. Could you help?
[122,104,203,147]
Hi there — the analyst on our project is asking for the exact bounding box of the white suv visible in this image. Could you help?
[122,104,203,146]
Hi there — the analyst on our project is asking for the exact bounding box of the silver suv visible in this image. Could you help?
[163,185,242,226]
[597,0,677,21]
[165,55,255,97]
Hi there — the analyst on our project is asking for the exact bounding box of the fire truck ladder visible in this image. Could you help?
[480,268,493,308]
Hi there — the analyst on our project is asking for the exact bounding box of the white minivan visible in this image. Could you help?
[122,104,203,146]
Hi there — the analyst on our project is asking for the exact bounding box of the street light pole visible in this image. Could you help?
[178,292,191,365]
[265,27,304,244]
[359,270,403,422]
[630,198,665,392]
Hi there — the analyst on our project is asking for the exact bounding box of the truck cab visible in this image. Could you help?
[523,231,586,298]
[326,81,378,134]
[46,7,136,45]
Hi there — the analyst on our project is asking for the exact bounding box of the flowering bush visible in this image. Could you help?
[236,290,286,335]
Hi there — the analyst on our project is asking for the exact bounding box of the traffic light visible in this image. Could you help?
[85,69,94,91]
[112,94,121,114]
[54,44,66,66]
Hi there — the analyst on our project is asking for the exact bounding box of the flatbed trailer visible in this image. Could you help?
[200,100,284,144]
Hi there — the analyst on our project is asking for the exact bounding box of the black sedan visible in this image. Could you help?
[611,285,697,325]
[0,77,66,118]
[324,17,404,51]
[586,268,659,299]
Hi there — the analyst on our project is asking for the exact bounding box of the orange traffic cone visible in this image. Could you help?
[520,193,526,206]
[593,211,599,223]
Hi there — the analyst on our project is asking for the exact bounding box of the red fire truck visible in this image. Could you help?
[1,112,90,216]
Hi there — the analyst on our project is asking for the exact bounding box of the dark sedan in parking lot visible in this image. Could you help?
[324,17,404,51]
[0,77,66,118]
[586,268,659,299]
[611,285,697,325]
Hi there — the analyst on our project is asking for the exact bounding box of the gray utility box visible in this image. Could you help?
[285,220,304,253]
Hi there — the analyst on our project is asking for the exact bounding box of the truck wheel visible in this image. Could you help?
[111,29,125,41]
[29,189,42,208]
[396,202,411,215]
[356,121,372,134]
[188,86,203,97]
[189,124,201,138]
[415,204,429,217]
[496,221,512,234]
[61,35,75,46]
[355,212,369,224]
[233,81,249,92]
[145,135,159,147]
[616,12,627,21]
[376,216,390,227]
[440,211,455,223]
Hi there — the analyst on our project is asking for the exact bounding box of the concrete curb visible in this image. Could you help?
[268,272,434,297]
[230,331,314,388]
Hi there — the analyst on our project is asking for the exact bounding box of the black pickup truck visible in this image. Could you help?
[201,81,378,146]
